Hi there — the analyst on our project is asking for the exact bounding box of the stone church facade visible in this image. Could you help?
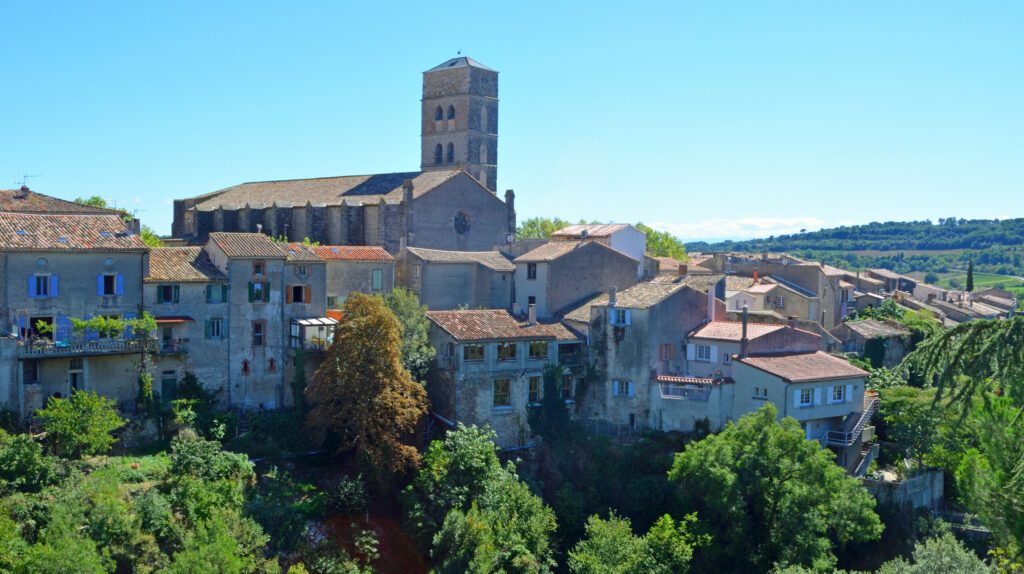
[171,57,513,253]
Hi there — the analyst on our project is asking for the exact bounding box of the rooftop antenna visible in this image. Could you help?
[17,174,42,187]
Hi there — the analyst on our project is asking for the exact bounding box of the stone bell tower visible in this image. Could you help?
[420,56,498,192]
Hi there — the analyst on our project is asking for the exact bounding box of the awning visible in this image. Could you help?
[155,316,194,324]
[292,317,339,327]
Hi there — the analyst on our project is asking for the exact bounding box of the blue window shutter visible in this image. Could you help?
[97,275,104,296]
[627,381,635,397]
[612,381,619,396]
[50,275,58,297]
[27,276,36,298]
[624,310,632,325]
[221,284,228,302]
[794,389,801,407]
[116,275,125,296]
[17,316,27,337]
[56,315,72,343]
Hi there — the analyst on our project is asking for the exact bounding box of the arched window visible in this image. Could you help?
[241,359,250,376]
[434,106,444,121]
[480,106,488,132]
[446,143,455,164]
[447,105,455,120]
[434,143,443,165]
[479,143,487,164]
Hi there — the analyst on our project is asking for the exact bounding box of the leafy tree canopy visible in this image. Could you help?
[382,288,436,384]
[36,391,126,458]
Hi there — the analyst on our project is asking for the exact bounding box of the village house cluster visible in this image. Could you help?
[0,57,1016,478]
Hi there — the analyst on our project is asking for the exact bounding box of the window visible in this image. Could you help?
[447,105,455,120]
[434,106,444,121]
[372,269,383,291]
[206,284,228,303]
[753,386,768,400]
[252,321,265,346]
[290,285,305,303]
[434,143,443,164]
[696,344,712,361]
[479,142,487,164]
[561,375,574,401]
[775,296,785,309]
[157,285,179,304]
[446,142,455,164]
[528,295,536,306]
[659,343,675,361]
[206,318,224,339]
[493,379,511,408]
[528,376,541,404]
[253,261,265,276]
[613,380,632,397]
[527,263,537,280]
[160,371,177,404]
[463,344,484,362]
[528,341,548,359]
[102,274,116,296]
[799,388,812,407]
[249,281,269,302]
[832,385,845,403]
[723,353,731,364]
[295,265,307,276]
[35,275,51,297]
[497,342,517,361]
[611,308,630,326]
[480,106,488,132]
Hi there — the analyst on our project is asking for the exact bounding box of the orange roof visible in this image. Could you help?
[689,321,786,342]
[736,351,868,383]
[312,245,393,262]
[427,309,580,342]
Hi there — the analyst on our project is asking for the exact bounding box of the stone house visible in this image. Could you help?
[549,223,647,278]
[426,308,584,448]
[280,243,331,403]
[830,319,911,367]
[581,282,714,431]
[865,268,916,294]
[396,247,513,311]
[513,241,638,320]
[144,247,230,404]
[310,245,394,308]
[0,210,149,417]
[732,352,875,473]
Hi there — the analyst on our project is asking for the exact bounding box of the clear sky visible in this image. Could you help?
[3,1,1022,240]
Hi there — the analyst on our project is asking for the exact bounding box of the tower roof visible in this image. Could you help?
[426,56,496,73]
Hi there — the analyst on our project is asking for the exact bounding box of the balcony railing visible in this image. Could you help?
[823,391,880,447]
[159,341,189,355]
[18,338,156,358]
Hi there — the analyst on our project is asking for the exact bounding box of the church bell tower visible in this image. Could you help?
[420,56,498,192]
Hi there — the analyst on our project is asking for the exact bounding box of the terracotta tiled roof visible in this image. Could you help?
[679,272,725,293]
[821,264,849,277]
[146,247,227,283]
[842,319,910,339]
[0,213,147,252]
[654,374,733,385]
[427,309,580,342]
[563,293,608,323]
[736,351,868,383]
[0,189,122,215]
[312,245,394,262]
[513,241,580,262]
[567,282,688,319]
[189,169,466,210]
[283,242,323,263]
[207,232,284,259]
[406,247,513,271]
[725,276,755,291]
[689,320,787,341]
[550,223,632,239]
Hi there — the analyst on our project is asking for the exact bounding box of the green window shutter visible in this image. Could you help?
[206,285,213,303]
[248,282,255,302]
[263,281,271,302]
[221,284,228,302]
[156,287,164,304]
[173,285,180,303]
[204,320,211,339]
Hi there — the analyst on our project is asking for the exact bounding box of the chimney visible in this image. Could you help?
[256,223,263,233]
[125,218,141,235]
[15,185,29,199]
[678,264,687,277]
[403,179,415,245]
[707,286,716,322]
[740,305,750,358]
[528,304,537,326]
[753,269,759,282]
[609,286,617,307]
[505,189,516,238]
[788,315,798,328]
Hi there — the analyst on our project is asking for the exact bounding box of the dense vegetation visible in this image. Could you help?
[686,218,1024,277]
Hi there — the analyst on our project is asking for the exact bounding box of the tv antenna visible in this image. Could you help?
[17,174,42,187]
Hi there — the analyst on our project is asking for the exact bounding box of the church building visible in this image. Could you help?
[171,57,514,253]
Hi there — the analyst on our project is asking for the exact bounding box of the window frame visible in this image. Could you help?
[696,344,712,361]
[832,385,845,403]
[528,376,542,405]
[527,263,537,280]
[208,318,224,340]
[102,274,117,296]
[496,342,518,362]
[372,268,383,291]
[493,378,512,409]
[252,321,265,347]
[463,344,485,362]
[527,340,548,360]
[799,388,813,407]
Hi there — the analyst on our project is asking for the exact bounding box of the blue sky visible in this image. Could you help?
[2,1,1022,240]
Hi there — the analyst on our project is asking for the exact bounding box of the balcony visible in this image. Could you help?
[17,338,156,359]
[158,340,189,355]
[823,390,880,447]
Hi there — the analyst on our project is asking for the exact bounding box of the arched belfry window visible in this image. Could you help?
[434,106,444,121]
[479,143,487,164]
[480,106,488,132]
[434,143,443,165]
[446,143,455,164]
[446,105,456,131]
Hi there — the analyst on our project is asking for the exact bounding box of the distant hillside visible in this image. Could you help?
[686,218,1024,253]
[686,218,1024,277]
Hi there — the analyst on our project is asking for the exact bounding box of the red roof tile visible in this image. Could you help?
[312,245,394,262]
[427,309,580,342]
[689,321,786,342]
[146,247,226,283]
[0,189,122,215]
[284,242,323,263]
[0,213,147,252]
[207,232,284,259]
[736,351,868,383]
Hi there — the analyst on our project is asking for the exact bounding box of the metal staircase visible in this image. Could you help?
[825,390,880,447]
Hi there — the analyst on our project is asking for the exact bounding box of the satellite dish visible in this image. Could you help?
[505,233,515,244]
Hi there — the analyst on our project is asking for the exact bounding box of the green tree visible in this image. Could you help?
[529,363,571,437]
[668,404,882,572]
[74,196,162,247]
[516,217,573,239]
[383,288,436,383]
[876,533,994,574]
[0,430,61,494]
[162,510,278,574]
[924,272,939,285]
[878,387,942,469]
[306,293,428,480]
[636,223,687,261]
[568,512,702,574]
[966,260,975,292]
[36,391,126,458]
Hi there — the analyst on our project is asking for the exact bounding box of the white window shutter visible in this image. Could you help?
[612,381,619,396]
[686,344,695,360]
[826,385,834,404]
[624,310,631,325]
[794,389,801,407]
[813,388,821,406]
[627,381,635,397]
[710,346,719,363]
[845,384,853,403]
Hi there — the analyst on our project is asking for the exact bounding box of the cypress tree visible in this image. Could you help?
[966,260,975,292]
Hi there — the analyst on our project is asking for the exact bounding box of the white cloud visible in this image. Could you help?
[649,216,827,242]
[131,196,142,204]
